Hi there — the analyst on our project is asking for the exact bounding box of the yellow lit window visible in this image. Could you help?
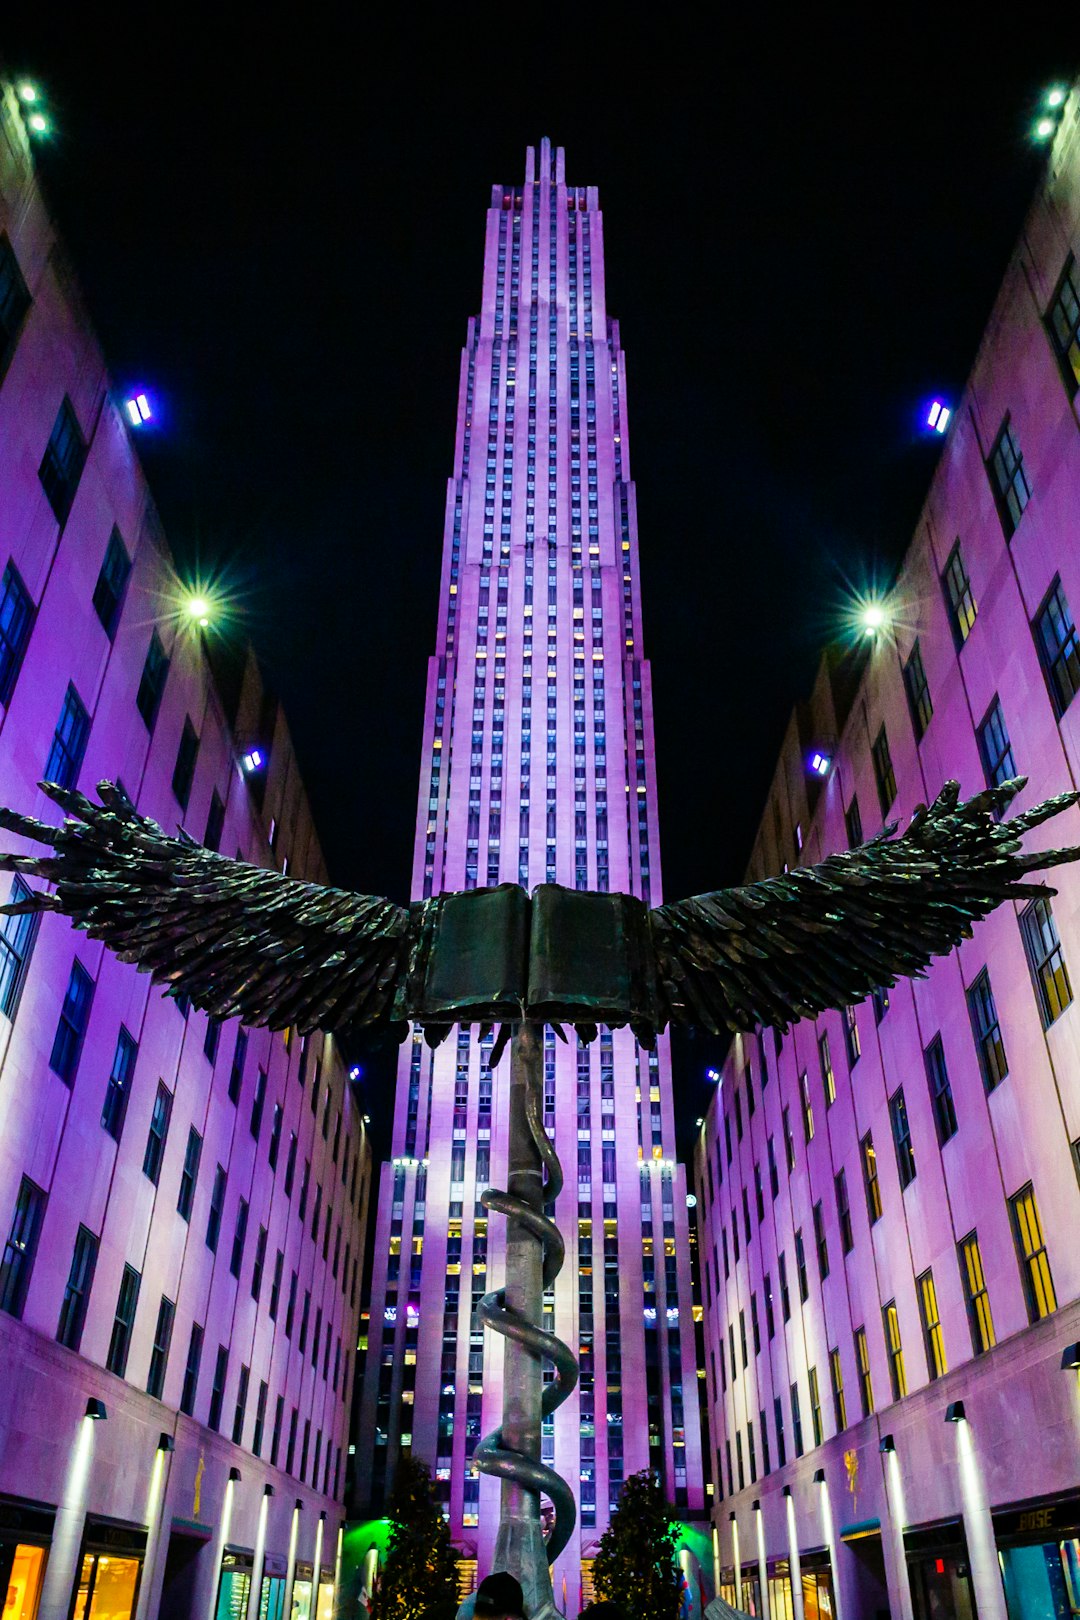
[1009,1183,1057,1322]
[883,1301,907,1400]
[917,1270,947,1379]
[959,1232,995,1353]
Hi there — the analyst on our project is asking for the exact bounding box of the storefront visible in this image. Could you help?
[259,1552,287,1619]
[291,1561,314,1619]
[904,1519,976,1620]
[71,1519,147,1620]
[994,1489,1080,1619]
[798,1548,836,1617]
[216,1549,255,1618]
[0,1497,52,1620]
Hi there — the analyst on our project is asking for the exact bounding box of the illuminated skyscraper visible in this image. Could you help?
[356,140,704,1605]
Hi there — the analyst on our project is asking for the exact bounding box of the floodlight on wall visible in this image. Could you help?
[295,1498,304,1511]
[879,1434,895,1453]
[241,749,264,774]
[349,1065,362,1081]
[752,1499,761,1512]
[18,84,38,103]
[729,1510,737,1522]
[85,1398,107,1421]
[945,1401,966,1424]
[782,1484,792,1498]
[810,751,831,777]
[813,1468,826,1483]
[158,1433,175,1453]
[229,1466,242,1482]
[706,1067,720,1082]
[264,1484,275,1497]
[926,400,951,434]
[1060,1342,1080,1369]
[27,113,48,135]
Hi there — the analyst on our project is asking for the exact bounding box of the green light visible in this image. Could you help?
[1035,117,1056,140]
[18,84,38,104]
[27,113,47,135]
[186,595,211,628]
[862,603,886,635]
[1047,87,1067,109]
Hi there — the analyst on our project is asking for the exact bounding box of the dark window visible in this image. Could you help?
[813,1200,829,1279]
[230,1198,248,1279]
[818,1031,835,1105]
[774,1396,787,1468]
[0,1175,46,1317]
[942,541,977,647]
[101,1026,137,1139]
[1009,1182,1057,1323]
[967,968,1007,1092]
[172,717,199,810]
[1035,577,1080,719]
[767,1135,779,1200]
[206,1165,226,1252]
[872,984,890,1024]
[835,1168,853,1254]
[270,1395,285,1466]
[251,1225,267,1302]
[49,959,94,1084]
[844,796,863,849]
[232,1364,249,1446]
[977,697,1017,792]
[136,631,169,730]
[871,726,896,816]
[779,1252,791,1321]
[268,1102,282,1169]
[0,877,38,1020]
[285,1270,298,1338]
[889,1087,916,1189]
[799,1071,814,1143]
[924,1035,958,1145]
[147,1295,175,1399]
[142,1081,172,1184]
[92,527,131,639]
[208,1344,229,1432]
[203,1017,221,1066]
[228,1029,248,1105]
[764,1274,775,1340]
[1020,895,1073,1027]
[988,418,1031,537]
[795,1228,810,1302]
[269,1250,284,1321]
[57,1224,98,1350]
[106,1263,141,1377]
[284,1133,297,1197]
[1047,254,1080,394]
[790,1383,804,1457]
[903,640,933,741]
[829,1348,847,1432]
[177,1127,201,1221]
[0,562,34,705]
[0,234,31,371]
[251,1067,267,1140]
[180,1322,203,1416]
[45,683,89,789]
[809,1366,823,1448]
[38,396,86,523]
[783,1106,795,1172]
[203,790,225,852]
[861,1132,882,1222]
[253,1381,269,1458]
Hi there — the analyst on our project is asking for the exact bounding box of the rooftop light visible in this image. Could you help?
[27,113,47,135]
[241,749,264,774]
[810,751,831,777]
[125,393,152,426]
[185,594,211,628]
[706,1066,720,1082]
[349,1065,362,1081]
[927,400,950,433]
[861,603,887,636]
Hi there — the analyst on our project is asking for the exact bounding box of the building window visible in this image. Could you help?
[903,640,933,741]
[180,1322,203,1416]
[861,1132,882,1222]
[100,1026,137,1140]
[250,1067,267,1140]
[889,1087,916,1189]
[800,1072,814,1143]
[106,1263,141,1377]
[142,1081,172,1185]
[779,1252,791,1322]
[794,1228,810,1302]
[1009,1182,1057,1323]
[251,1226,267,1303]
[0,1176,46,1318]
[0,877,39,1020]
[818,1031,835,1105]
[50,960,94,1084]
[871,726,896,816]
[966,969,1007,1093]
[783,1107,795,1173]
[924,1035,958,1145]
[813,1200,829,1279]
[45,683,90,789]
[1020,895,1073,1027]
[136,631,169,730]
[871,984,890,1024]
[809,1365,823,1448]
[844,1004,861,1068]
[38,396,87,524]
[1034,577,1080,716]
[206,1165,227,1253]
[56,1224,98,1351]
[228,1029,248,1105]
[0,561,34,705]
[203,790,225,853]
[232,1364,250,1446]
[988,418,1031,537]
[844,796,863,849]
[177,1127,201,1222]
[253,1381,269,1458]
[172,717,199,810]
[835,1168,853,1254]
[829,1347,847,1432]
[208,1344,229,1432]
[958,1231,995,1355]
[942,541,977,647]
[0,234,31,372]
[917,1269,947,1381]
[882,1300,907,1401]
[1046,255,1080,394]
[147,1296,175,1399]
[977,697,1016,791]
[790,1383,804,1457]
[92,527,131,639]
[230,1198,249,1279]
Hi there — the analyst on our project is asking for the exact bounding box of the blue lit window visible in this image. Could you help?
[38,396,87,524]
[1033,578,1080,717]
[942,541,977,648]
[1046,254,1080,395]
[92,527,131,640]
[101,1026,137,1139]
[0,876,39,1020]
[966,969,1007,1093]
[45,683,89,789]
[0,562,34,706]
[0,1175,46,1318]
[142,1081,172,1185]
[57,1224,98,1351]
[977,697,1017,791]
[49,960,94,1084]
[106,1262,141,1377]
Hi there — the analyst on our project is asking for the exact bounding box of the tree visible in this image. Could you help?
[592,1470,682,1620]
[369,1457,459,1619]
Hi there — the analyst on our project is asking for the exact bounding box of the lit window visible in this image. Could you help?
[1009,1182,1057,1323]
[45,683,89,790]
[988,418,1031,537]
[0,234,31,373]
[889,1087,916,1189]
[92,527,132,640]
[1020,895,1073,1027]
[966,968,1007,1093]
[917,1269,947,1380]
[1046,254,1080,394]
[902,640,933,741]
[871,726,896,816]
[941,541,977,647]
[0,561,34,705]
[976,697,1017,792]
[1033,577,1080,717]
[882,1299,907,1400]
[958,1231,995,1354]
[38,396,86,524]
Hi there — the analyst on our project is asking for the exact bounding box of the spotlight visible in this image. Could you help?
[18,84,38,103]
[752,1499,761,1512]
[184,593,212,629]
[1047,87,1067,109]
[879,1434,895,1453]
[27,113,47,135]
[813,1467,826,1482]
[124,393,153,427]
[349,1065,362,1081]
[1060,1342,1080,1370]
[1035,117,1056,140]
[229,1466,242,1482]
[945,1401,966,1424]
[85,1398,107,1420]
[729,1510,737,1522]
[241,749,264,774]
[158,1433,175,1453]
[861,603,887,636]
[362,1113,371,1124]
[686,1192,698,1208]
[294,1498,304,1511]
[810,751,831,777]
[926,400,951,434]
[706,1067,720,1082]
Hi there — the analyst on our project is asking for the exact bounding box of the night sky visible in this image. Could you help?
[2,22,1074,1149]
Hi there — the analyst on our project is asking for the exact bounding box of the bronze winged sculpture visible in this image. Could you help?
[2,772,1078,1618]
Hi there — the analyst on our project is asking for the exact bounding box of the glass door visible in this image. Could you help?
[0,1543,47,1619]
[71,1552,141,1619]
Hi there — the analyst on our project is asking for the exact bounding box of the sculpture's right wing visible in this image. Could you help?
[0,780,410,1034]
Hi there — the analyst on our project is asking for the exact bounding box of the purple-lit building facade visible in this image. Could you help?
[695,83,1080,1620]
[355,140,703,1605]
[0,80,369,1620]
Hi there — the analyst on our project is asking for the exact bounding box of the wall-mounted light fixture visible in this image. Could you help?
[879,1434,895,1453]
[945,1400,966,1424]
[813,1468,826,1483]
[229,1466,242,1483]
[85,1398,107,1421]
[1060,1342,1080,1370]
[158,1433,175,1453]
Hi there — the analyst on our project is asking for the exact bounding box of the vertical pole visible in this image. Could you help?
[490,1023,560,1619]
[754,1503,771,1620]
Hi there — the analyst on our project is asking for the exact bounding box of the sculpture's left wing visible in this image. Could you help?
[0,781,410,1034]
[650,777,1080,1035]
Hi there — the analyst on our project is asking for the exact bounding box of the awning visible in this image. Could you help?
[705,1600,757,1620]
[840,1518,882,1543]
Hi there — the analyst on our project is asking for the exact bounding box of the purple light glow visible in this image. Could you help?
[927,400,950,433]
